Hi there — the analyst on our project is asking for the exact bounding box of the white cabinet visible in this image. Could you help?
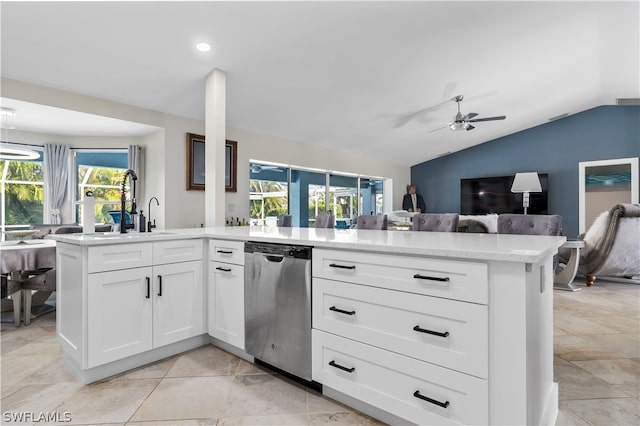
[208,239,245,350]
[313,330,488,426]
[87,267,153,368]
[312,249,490,425]
[86,241,204,368]
[153,261,205,347]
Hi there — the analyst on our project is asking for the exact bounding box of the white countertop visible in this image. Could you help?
[50,226,566,263]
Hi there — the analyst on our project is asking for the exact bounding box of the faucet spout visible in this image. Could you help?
[147,197,160,232]
[120,169,138,234]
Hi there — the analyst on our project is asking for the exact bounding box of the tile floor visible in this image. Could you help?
[1,277,638,425]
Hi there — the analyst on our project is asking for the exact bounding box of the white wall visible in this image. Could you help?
[3,78,410,228]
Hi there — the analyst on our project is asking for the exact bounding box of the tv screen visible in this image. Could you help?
[460,174,548,215]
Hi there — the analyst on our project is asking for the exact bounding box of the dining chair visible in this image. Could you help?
[412,213,459,232]
[314,214,335,228]
[276,215,292,227]
[356,214,388,230]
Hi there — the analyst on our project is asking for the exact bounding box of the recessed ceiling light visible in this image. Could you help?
[196,42,211,52]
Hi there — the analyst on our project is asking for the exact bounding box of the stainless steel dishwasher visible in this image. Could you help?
[244,242,312,381]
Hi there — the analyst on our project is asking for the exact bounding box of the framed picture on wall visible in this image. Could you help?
[225,140,237,192]
[186,133,238,192]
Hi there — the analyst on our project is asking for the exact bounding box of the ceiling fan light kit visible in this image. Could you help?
[428,94,507,133]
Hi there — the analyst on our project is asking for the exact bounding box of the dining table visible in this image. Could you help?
[1,239,56,326]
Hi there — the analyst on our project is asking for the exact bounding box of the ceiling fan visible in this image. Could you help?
[429,95,506,133]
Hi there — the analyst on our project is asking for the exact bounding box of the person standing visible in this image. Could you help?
[402,184,426,212]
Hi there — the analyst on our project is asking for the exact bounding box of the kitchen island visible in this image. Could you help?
[52,227,564,426]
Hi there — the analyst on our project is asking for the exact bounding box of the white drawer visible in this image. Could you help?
[88,243,152,273]
[313,330,487,426]
[313,278,488,378]
[209,239,245,265]
[153,239,203,265]
[313,248,488,304]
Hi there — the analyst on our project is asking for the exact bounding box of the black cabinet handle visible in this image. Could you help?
[217,250,233,254]
[413,325,450,338]
[329,360,355,373]
[157,275,162,296]
[413,391,450,408]
[216,266,232,272]
[413,274,450,282]
[330,306,356,316]
[145,277,150,299]
[329,263,356,270]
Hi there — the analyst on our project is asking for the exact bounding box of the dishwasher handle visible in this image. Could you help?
[262,253,285,263]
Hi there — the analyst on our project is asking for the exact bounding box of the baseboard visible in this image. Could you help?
[64,334,209,384]
[323,386,414,426]
[209,335,254,362]
[540,382,559,426]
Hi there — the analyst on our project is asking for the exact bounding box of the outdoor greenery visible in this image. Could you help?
[249,180,288,219]
[77,165,127,224]
[1,159,45,227]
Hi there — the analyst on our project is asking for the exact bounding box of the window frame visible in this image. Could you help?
[70,148,128,225]
[0,144,45,232]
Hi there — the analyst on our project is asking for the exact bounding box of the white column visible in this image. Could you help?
[205,69,226,227]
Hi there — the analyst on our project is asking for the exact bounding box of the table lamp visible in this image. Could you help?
[511,172,542,214]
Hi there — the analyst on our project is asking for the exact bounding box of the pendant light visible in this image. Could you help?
[0,107,40,160]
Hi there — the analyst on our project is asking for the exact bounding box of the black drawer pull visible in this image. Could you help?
[157,275,162,296]
[217,250,233,254]
[330,306,356,316]
[413,325,450,338]
[329,263,356,270]
[215,267,232,272]
[145,277,150,299]
[413,274,450,282]
[413,390,450,408]
[329,360,355,373]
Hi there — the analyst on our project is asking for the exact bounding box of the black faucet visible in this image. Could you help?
[147,197,159,232]
[120,169,138,234]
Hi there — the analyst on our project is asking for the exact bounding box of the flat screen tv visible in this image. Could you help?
[460,174,548,215]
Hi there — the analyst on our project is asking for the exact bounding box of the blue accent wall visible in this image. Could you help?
[411,106,640,237]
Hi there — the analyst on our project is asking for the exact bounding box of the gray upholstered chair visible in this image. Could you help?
[314,214,335,229]
[276,215,292,227]
[412,213,459,232]
[497,214,563,236]
[356,214,388,230]
[577,204,640,286]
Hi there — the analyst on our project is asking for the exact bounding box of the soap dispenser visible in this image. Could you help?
[139,210,146,233]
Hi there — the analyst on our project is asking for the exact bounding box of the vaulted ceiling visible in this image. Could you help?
[2,1,638,165]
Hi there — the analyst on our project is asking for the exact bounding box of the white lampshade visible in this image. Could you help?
[511,172,542,193]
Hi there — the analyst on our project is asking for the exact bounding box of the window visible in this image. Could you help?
[249,161,388,228]
[249,163,289,226]
[0,148,45,232]
[73,150,128,224]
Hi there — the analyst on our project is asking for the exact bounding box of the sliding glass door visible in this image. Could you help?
[329,174,358,228]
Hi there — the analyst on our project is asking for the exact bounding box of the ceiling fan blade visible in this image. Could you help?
[462,112,478,120]
[465,124,475,131]
[427,125,449,133]
[394,99,452,128]
[467,115,506,123]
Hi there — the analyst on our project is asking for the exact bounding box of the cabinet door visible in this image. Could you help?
[87,267,153,368]
[153,261,205,348]
[209,261,245,350]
